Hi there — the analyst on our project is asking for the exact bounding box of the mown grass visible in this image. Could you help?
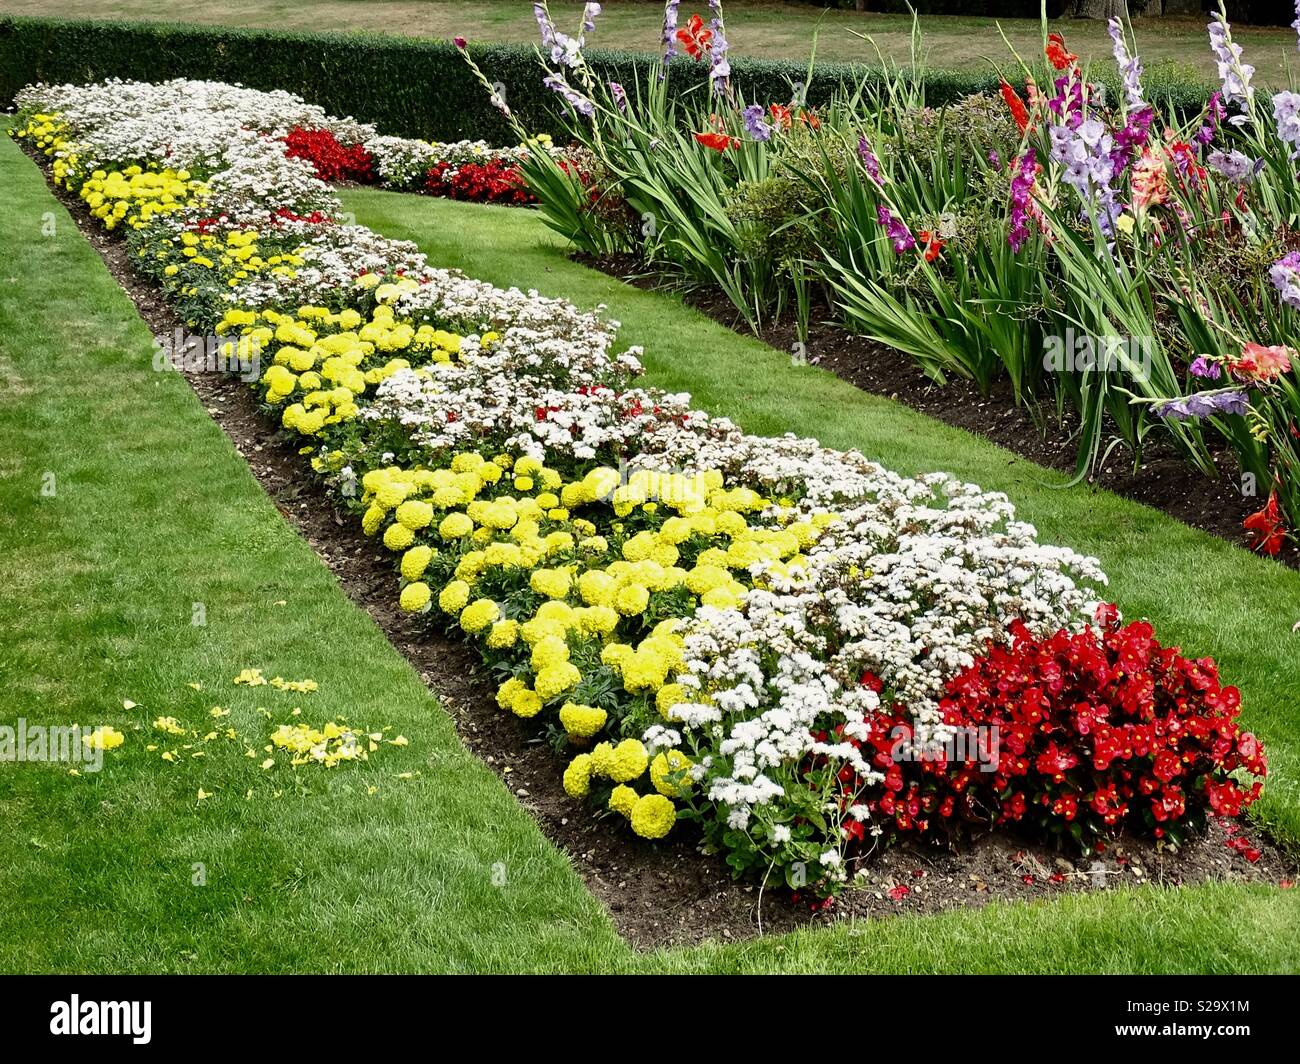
[2,127,1297,973]
[2,0,1298,84]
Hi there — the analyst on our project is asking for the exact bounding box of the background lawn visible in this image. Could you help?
[1,0,1298,85]
[2,128,1297,972]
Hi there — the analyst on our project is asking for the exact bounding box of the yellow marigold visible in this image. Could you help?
[400,545,435,581]
[630,793,677,839]
[650,749,694,797]
[361,505,386,536]
[601,643,633,670]
[496,677,525,711]
[655,683,688,719]
[578,569,616,606]
[438,580,471,613]
[511,687,543,718]
[395,499,434,530]
[530,635,570,671]
[608,784,639,817]
[613,583,650,617]
[608,738,648,783]
[459,598,500,633]
[439,512,474,540]
[535,662,581,701]
[383,523,415,551]
[399,581,431,612]
[558,701,607,740]
[589,741,615,777]
[563,753,593,798]
[485,618,519,649]
[529,567,571,600]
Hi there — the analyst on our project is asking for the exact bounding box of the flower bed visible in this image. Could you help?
[10,74,1268,896]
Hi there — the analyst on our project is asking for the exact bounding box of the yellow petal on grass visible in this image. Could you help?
[187,683,202,691]
[387,735,409,747]
[196,788,212,801]
[122,699,138,710]
[260,758,275,771]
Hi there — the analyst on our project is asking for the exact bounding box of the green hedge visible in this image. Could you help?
[0,15,1208,144]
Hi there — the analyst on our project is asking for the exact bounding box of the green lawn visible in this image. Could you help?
[2,0,1299,85]
[2,127,1298,973]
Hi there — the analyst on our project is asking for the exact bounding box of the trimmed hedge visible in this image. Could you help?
[0,15,1208,144]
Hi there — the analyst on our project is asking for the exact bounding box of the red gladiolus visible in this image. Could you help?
[693,130,738,152]
[769,103,792,131]
[1046,32,1077,71]
[676,14,713,61]
[1000,80,1030,134]
[916,229,945,263]
[1243,491,1287,555]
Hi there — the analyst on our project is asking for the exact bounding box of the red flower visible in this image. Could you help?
[999,80,1030,134]
[693,131,738,152]
[282,127,375,184]
[676,14,713,61]
[769,103,792,131]
[1243,491,1287,556]
[1046,32,1077,71]
[916,229,945,263]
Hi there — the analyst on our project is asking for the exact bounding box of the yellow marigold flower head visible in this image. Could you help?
[630,793,677,839]
[600,643,633,670]
[608,784,639,818]
[496,677,525,711]
[450,452,485,474]
[589,741,615,776]
[511,686,543,718]
[562,753,593,798]
[383,523,416,551]
[361,505,386,537]
[395,499,434,530]
[608,739,649,783]
[486,618,520,649]
[614,583,651,617]
[656,683,688,719]
[534,661,581,701]
[438,512,474,540]
[400,545,435,581]
[650,750,694,797]
[530,635,570,671]
[578,569,616,607]
[459,598,500,633]
[559,701,607,740]
[438,580,471,613]
[399,581,432,612]
[530,567,572,600]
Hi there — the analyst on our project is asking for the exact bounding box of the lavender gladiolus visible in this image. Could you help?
[582,2,602,35]
[609,81,627,112]
[743,103,772,142]
[1050,117,1121,235]
[662,0,681,65]
[1273,90,1300,160]
[1207,148,1256,182]
[1208,15,1254,123]
[1107,18,1144,112]
[543,73,595,116]
[1270,251,1300,311]
[707,0,731,95]
[1156,389,1250,420]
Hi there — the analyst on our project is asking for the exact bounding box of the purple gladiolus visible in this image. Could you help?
[743,104,772,142]
[1008,149,1037,253]
[582,2,602,35]
[876,205,915,254]
[661,0,681,74]
[1110,105,1154,175]
[707,0,731,95]
[609,81,627,112]
[1270,251,1300,311]
[857,135,882,184]
[534,4,554,48]
[1107,18,1144,112]
[987,149,1000,169]
[1189,356,1222,380]
[1195,91,1226,147]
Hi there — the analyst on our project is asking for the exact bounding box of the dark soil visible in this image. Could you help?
[24,142,1296,952]
[579,251,1300,572]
